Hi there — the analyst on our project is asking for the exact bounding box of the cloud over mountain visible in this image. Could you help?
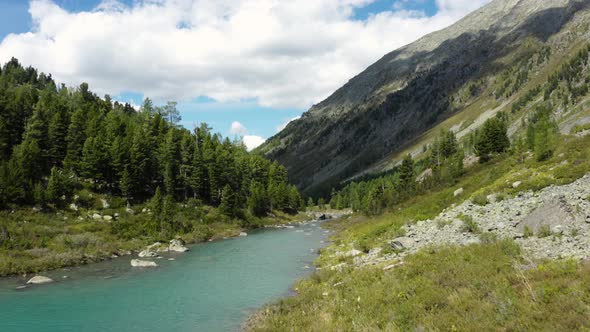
[0,0,489,108]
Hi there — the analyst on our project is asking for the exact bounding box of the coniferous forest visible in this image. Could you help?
[0,57,302,213]
[0,58,305,274]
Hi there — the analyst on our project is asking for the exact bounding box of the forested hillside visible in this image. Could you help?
[0,58,304,275]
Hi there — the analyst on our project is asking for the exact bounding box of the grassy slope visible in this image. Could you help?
[246,133,590,331]
[359,38,586,177]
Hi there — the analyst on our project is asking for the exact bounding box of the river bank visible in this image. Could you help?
[0,221,331,332]
[0,206,329,278]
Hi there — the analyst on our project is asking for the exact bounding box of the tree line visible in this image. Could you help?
[329,113,512,215]
[0,58,303,218]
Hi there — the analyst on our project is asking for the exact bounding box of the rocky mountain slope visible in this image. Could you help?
[347,173,590,270]
[259,0,590,195]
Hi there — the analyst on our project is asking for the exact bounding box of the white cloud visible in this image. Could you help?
[243,135,266,151]
[229,121,266,150]
[0,0,491,108]
[276,116,301,132]
[230,121,248,135]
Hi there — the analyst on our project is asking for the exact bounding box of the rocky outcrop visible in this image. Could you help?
[27,275,54,284]
[347,174,590,268]
[130,259,157,267]
[169,239,189,252]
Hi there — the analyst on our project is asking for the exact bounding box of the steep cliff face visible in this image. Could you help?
[259,0,590,195]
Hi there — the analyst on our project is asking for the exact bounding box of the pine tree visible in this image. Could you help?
[150,187,163,219]
[219,184,238,218]
[64,108,87,172]
[399,154,415,191]
[47,108,68,167]
[46,167,73,204]
[247,182,268,216]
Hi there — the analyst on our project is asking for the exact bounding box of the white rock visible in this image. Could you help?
[27,275,54,284]
[69,203,79,212]
[239,232,248,237]
[138,250,158,258]
[100,198,110,209]
[103,215,113,221]
[130,259,157,267]
[512,181,522,188]
[345,249,363,257]
[92,213,102,220]
[454,188,464,197]
[169,239,189,252]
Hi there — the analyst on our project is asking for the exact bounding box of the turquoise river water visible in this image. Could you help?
[0,221,329,332]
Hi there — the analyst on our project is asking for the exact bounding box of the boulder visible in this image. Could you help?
[169,239,189,252]
[512,181,522,189]
[100,198,110,209]
[138,250,158,258]
[130,259,157,267]
[239,232,248,237]
[453,188,464,197]
[517,196,578,234]
[416,168,433,183]
[92,213,102,221]
[27,275,54,284]
[390,237,414,251]
[103,215,113,221]
[69,203,79,211]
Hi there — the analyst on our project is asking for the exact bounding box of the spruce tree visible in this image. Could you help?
[219,184,237,218]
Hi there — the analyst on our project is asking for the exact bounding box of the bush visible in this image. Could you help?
[459,214,480,233]
[472,193,489,206]
[537,224,552,238]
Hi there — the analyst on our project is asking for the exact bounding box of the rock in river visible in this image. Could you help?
[27,275,54,284]
[130,259,158,267]
[169,239,189,252]
[138,249,158,258]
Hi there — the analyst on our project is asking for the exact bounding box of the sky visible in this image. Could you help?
[0,0,490,150]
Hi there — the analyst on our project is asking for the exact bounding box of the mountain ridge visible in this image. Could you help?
[259,0,590,196]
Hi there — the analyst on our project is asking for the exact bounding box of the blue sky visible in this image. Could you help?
[0,0,485,148]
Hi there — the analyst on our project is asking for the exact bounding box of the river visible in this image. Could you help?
[0,221,329,332]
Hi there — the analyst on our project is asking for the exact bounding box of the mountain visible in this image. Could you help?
[259,0,590,196]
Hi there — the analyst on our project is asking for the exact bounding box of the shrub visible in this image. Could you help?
[459,214,480,233]
[537,224,552,238]
[472,193,489,206]
[524,225,534,238]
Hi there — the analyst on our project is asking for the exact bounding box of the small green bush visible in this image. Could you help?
[472,193,489,206]
[537,224,553,238]
[459,214,480,233]
[524,225,534,238]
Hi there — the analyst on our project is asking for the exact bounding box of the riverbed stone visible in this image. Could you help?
[138,249,158,258]
[169,239,189,252]
[130,259,157,267]
[27,275,54,284]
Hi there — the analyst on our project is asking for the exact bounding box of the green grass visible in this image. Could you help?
[247,133,590,331]
[248,241,590,331]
